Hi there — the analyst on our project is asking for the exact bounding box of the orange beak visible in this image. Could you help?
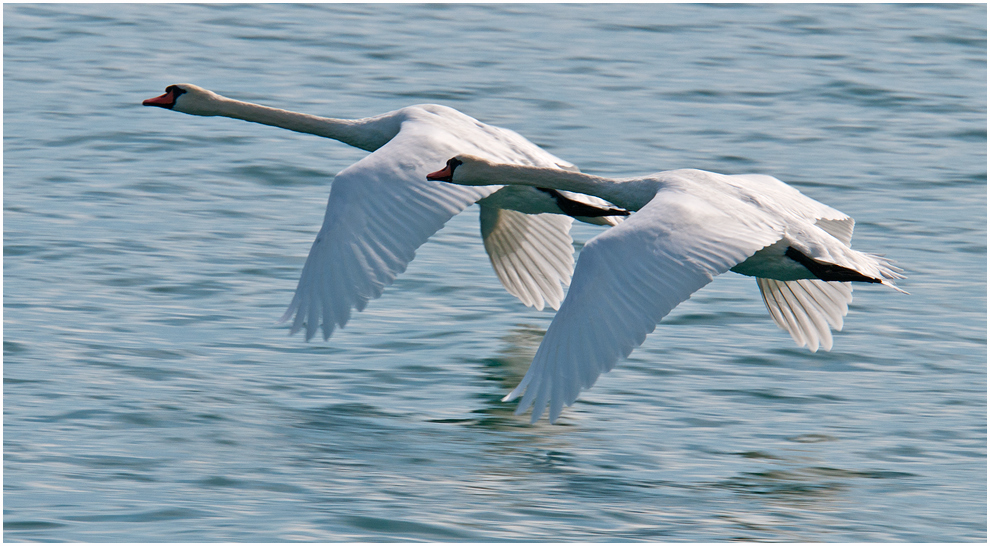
[143,88,179,108]
[426,165,454,182]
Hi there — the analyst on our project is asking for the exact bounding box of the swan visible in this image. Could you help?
[143,84,627,341]
[429,154,907,423]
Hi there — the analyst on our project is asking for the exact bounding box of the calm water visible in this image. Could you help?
[4,3,986,541]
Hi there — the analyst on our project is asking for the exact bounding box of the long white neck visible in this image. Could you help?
[466,161,656,211]
[210,96,400,152]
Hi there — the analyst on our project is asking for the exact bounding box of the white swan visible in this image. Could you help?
[429,155,906,423]
[143,84,627,340]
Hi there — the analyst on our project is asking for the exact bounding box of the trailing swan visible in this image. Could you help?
[144,84,626,340]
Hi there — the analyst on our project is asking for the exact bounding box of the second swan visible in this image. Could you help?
[429,154,906,423]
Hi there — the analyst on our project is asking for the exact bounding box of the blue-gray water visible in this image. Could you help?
[3,3,986,542]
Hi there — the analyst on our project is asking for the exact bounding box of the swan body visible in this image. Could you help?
[144,84,626,340]
[430,154,906,423]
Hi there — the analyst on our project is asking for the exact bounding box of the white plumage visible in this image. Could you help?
[144,84,623,340]
[433,155,906,423]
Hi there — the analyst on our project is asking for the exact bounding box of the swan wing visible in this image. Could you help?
[723,173,855,244]
[814,217,855,246]
[506,188,786,423]
[280,127,496,341]
[757,278,853,353]
[732,172,902,349]
[280,109,583,340]
[480,206,574,311]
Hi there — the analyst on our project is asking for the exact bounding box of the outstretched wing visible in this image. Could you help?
[480,206,574,311]
[280,111,586,340]
[719,173,856,352]
[734,172,902,351]
[722,173,855,242]
[740,174,855,353]
[506,188,785,423]
[757,278,853,353]
[756,249,905,352]
[280,125,496,341]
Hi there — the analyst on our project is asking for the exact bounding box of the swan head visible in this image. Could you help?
[143,84,225,117]
[426,155,495,185]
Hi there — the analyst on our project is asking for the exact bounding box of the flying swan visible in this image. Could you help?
[428,154,906,423]
[143,84,626,340]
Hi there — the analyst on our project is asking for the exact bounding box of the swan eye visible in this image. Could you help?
[166,85,187,99]
[448,157,463,171]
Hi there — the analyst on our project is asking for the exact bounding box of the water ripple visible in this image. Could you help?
[3,2,985,542]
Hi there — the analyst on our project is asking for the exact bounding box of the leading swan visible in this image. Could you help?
[143,84,625,341]
[429,155,906,423]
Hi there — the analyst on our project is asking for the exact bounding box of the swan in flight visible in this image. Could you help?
[429,155,906,423]
[143,84,627,340]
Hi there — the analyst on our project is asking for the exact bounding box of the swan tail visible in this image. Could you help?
[868,253,909,294]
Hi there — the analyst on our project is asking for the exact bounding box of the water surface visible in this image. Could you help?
[4,3,986,541]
